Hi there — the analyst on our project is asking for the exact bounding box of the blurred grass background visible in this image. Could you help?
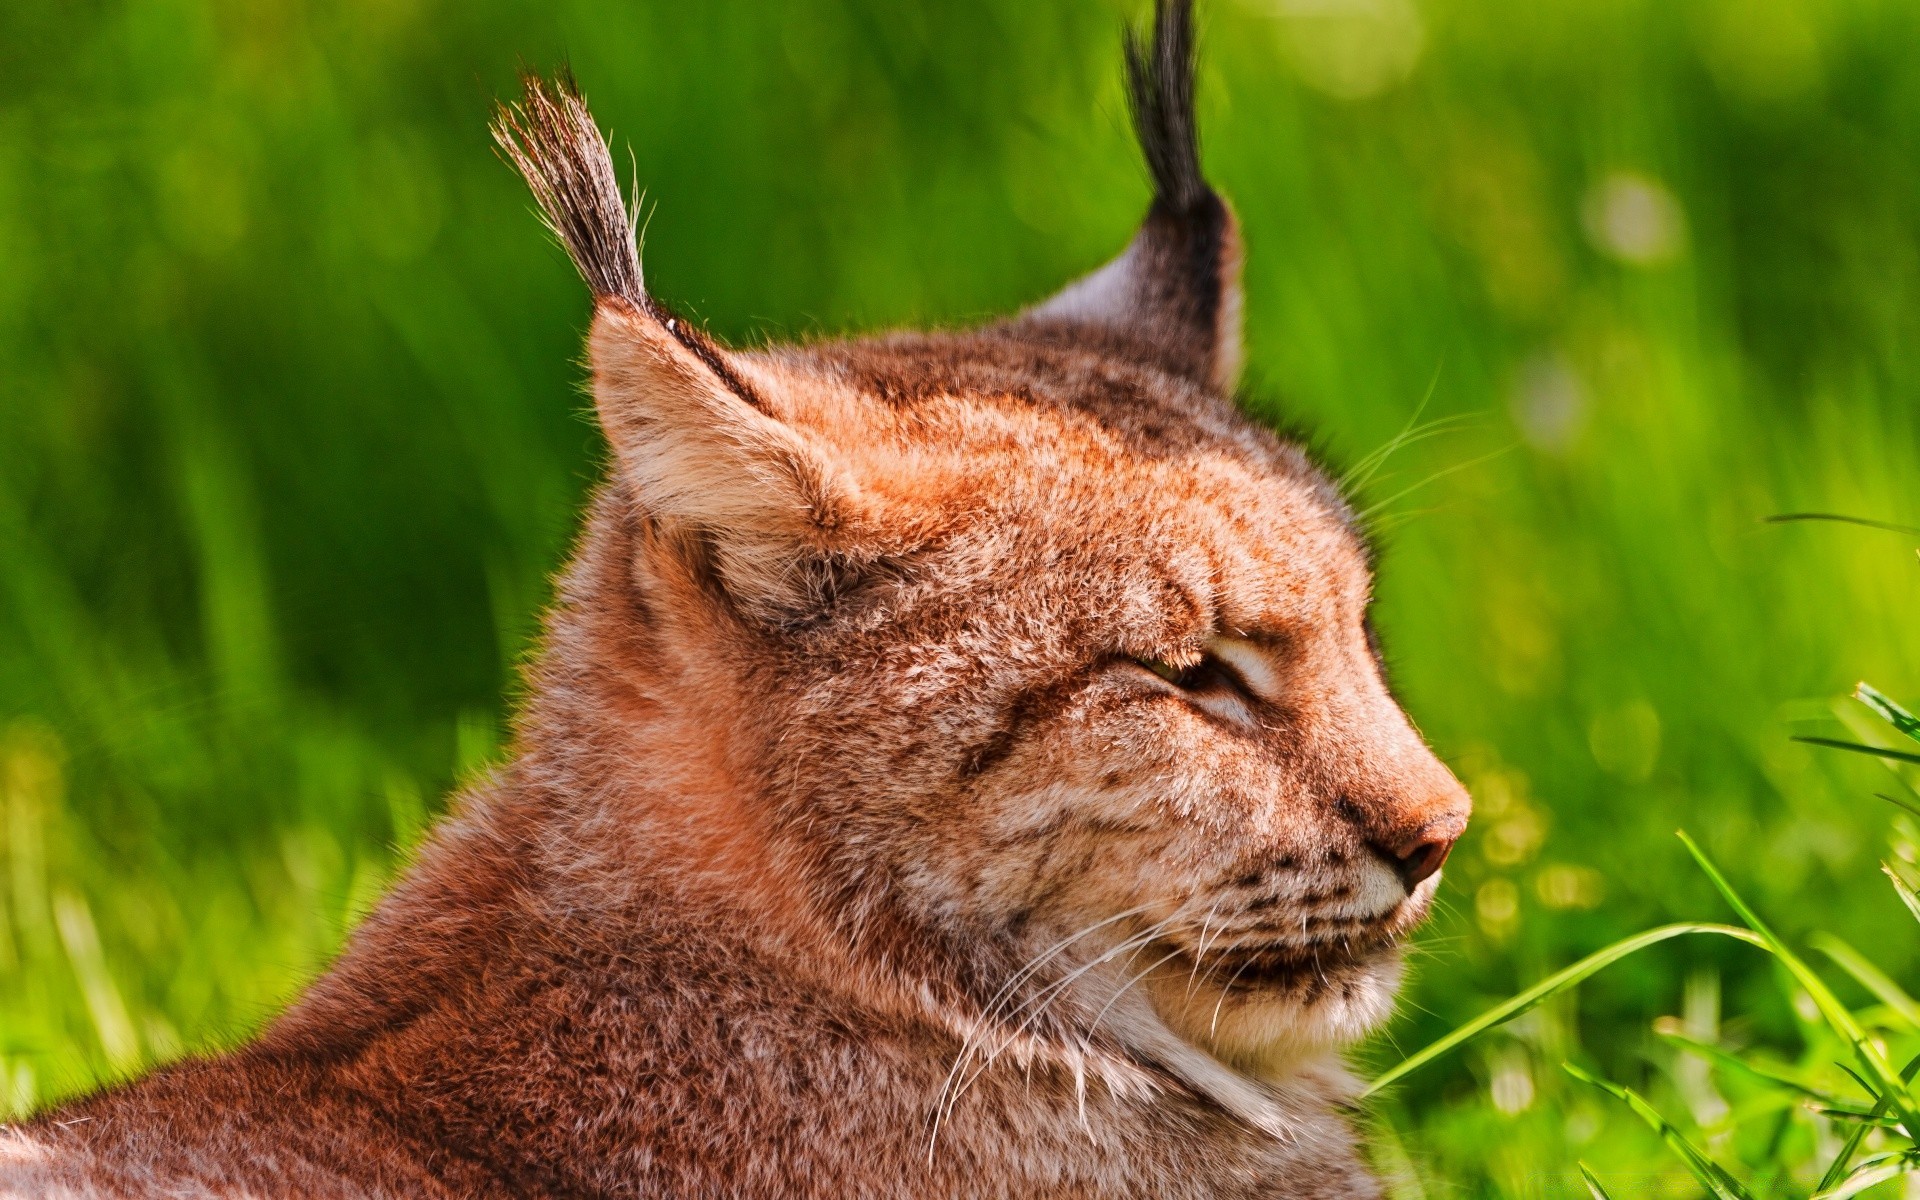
[4,0,1920,1192]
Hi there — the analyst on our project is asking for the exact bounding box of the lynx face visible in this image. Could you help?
[498,0,1467,1112]
[742,341,1469,1078]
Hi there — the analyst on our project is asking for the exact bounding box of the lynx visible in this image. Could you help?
[4,2,1470,1195]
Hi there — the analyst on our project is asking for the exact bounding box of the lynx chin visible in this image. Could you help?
[4,2,1470,1196]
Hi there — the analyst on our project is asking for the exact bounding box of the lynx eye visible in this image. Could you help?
[1137,657,1189,685]
[1131,653,1247,699]
[1126,637,1278,724]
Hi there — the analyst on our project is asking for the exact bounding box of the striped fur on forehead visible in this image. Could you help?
[761,330,1371,569]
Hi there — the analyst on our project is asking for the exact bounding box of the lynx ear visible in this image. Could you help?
[586,306,883,602]
[1022,0,1243,393]
[495,75,879,612]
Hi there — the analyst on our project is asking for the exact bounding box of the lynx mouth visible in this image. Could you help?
[1141,889,1427,994]
[1151,928,1399,993]
[1136,922,1410,1073]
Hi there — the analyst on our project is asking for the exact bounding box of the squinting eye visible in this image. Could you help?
[1138,657,1191,686]
[1132,654,1241,696]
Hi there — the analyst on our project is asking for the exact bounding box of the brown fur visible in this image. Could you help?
[4,3,1469,1195]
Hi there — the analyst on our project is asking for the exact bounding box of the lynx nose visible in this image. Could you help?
[1374,816,1465,891]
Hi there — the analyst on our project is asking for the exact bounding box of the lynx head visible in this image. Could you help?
[496,0,1467,1118]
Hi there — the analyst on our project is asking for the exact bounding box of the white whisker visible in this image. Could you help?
[937,901,1210,1137]
[1209,955,1259,1040]
[928,904,1154,1159]
[1086,946,1186,1040]
[1183,900,1226,1000]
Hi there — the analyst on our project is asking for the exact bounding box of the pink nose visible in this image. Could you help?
[1377,820,1462,890]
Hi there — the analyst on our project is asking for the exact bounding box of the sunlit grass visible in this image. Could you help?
[4,0,1920,1192]
[1371,683,1920,1196]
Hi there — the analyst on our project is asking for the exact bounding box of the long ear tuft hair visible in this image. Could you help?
[495,72,768,411]
[1125,0,1207,216]
[496,70,903,618]
[493,72,646,307]
[1019,0,1243,393]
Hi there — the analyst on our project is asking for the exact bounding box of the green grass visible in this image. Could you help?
[5,0,1920,1192]
[1373,689,1920,1196]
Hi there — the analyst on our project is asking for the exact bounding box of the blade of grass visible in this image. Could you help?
[1858,683,1920,744]
[1563,1062,1756,1200]
[1364,923,1766,1096]
[1764,512,1920,536]
[1817,1125,1879,1196]
[1792,736,1920,766]
[1814,1102,1892,1135]
[1679,831,1920,1142]
[1811,933,1920,1029]
[1875,792,1920,821]
[1812,1151,1917,1200]
[1816,1052,1920,1194]
[1576,1162,1616,1200]
[1814,1106,1901,1125]
[1835,1064,1882,1103]
[1652,1021,1860,1104]
[1886,864,1920,925]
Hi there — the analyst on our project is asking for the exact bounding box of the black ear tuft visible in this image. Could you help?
[1125,0,1207,216]
[493,72,645,307]
[495,73,768,411]
[1018,0,1244,393]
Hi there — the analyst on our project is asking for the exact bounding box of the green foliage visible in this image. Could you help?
[1365,922,1766,1098]
[1378,694,1920,1195]
[4,0,1920,1192]
[1563,1061,1755,1200]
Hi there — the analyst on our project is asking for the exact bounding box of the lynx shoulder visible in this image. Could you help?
[6,3,1469,1196]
